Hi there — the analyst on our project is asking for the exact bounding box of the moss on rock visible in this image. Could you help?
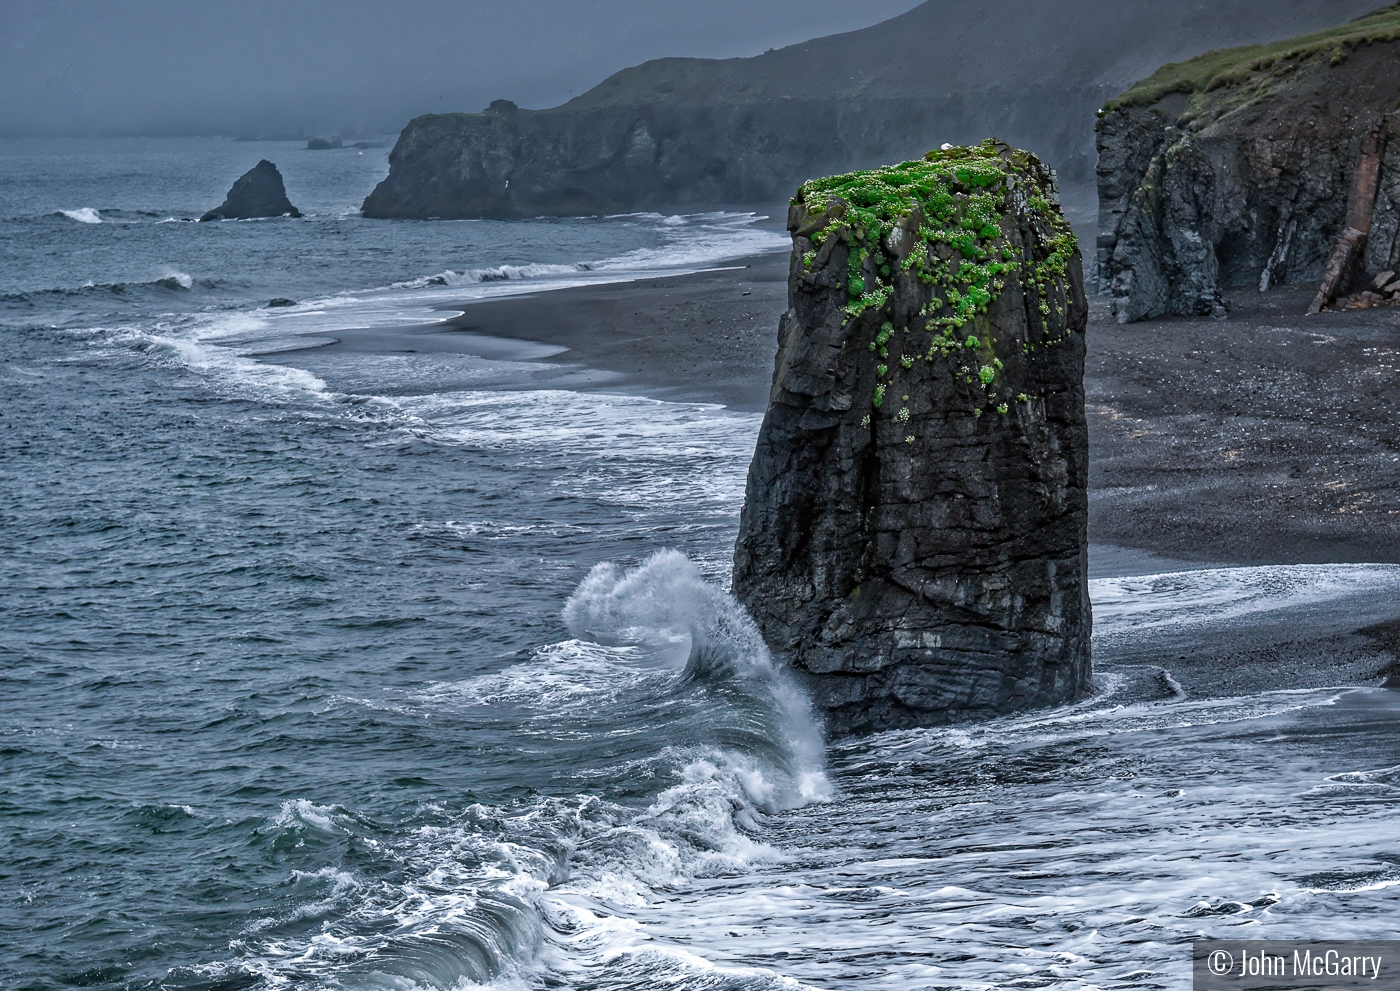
[734,140,1091,733]
[790,139,1078,414]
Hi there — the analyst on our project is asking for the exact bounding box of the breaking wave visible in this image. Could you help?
[413,259,604,287]
[58,207,101,224]
[190,551,830,989]
[158,269,194,289]
[1,273,213,305]
[564,549,830,807]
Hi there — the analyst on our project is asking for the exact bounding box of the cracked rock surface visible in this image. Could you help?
[732,168,1092,735]
[1097,39,1400,322]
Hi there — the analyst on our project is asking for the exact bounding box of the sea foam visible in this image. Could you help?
[564,549,831,809]
[1090,563,1400,638]
[210,550,832,991]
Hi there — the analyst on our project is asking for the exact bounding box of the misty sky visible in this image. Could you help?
[1,0,923,138]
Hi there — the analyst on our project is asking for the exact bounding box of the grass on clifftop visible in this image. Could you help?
[1103,2,1400,112]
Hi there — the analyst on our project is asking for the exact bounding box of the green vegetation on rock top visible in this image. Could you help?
[1103,2,1400,112]
[793,139,1078,416]
[797,140,1076,334]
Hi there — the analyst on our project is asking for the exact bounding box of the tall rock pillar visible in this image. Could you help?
[732,140,1092,734]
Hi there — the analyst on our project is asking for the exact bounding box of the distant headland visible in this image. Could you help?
[359,0,1386,220]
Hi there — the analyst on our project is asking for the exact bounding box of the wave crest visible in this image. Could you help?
[564,549,830,808]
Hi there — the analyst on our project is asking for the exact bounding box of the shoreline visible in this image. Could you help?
[309,248,1400,570]
[309,251,1400,570]
[423,254,1400,691]
[435,253,790,412]
[293,252,791,410]
[415,259,1400,568]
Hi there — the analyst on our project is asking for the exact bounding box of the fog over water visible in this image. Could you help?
[5,0,1386,140]
[0,0,921,137]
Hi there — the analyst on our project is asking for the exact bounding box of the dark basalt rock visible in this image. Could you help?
[732,144,1092,735]
[200,160,301,221]
[1096,11,1400,321]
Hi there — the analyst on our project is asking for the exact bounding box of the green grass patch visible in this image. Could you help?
[1103,3,1400,112]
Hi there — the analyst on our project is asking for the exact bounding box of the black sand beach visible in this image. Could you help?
[313,251,1400,694]
[424,257,1400,562]
[442,258,791,411]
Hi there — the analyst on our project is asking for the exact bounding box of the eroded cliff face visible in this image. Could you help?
[732,141,1091,735]
[1096,17,1400,322]
[361,98,980,219]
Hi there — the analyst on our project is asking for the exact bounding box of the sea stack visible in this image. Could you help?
[732,140,1091,734]
[1096,6,1400,320]
[200,160,301,221]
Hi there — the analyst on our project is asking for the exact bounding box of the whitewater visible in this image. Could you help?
[3,136,1398,991]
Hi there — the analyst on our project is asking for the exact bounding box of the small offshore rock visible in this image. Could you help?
[267,298,297,307]
[200,160,302,221]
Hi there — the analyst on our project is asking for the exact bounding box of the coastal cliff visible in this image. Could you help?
[360,97,1005,219]
[360,0,1383,219]
[1096,5,1400,321]
[732,141,1091,734]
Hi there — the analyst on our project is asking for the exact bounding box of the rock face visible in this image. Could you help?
[359,0,1380,219]
[1096,8,1400,321]
[200,160,301,221]
[732,141,1092,735]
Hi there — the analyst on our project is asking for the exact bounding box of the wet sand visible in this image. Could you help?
[437,257,791,411]
[1086,288,1400,565]
[1083,285,1400,692]
[345,254,1400,691]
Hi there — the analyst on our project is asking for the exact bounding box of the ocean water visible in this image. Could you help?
[3,138,1399,991]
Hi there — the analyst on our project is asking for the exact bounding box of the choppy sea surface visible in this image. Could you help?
[3,137,1399,991]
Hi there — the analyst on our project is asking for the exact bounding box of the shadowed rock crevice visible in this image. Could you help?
[732,141,1092,735]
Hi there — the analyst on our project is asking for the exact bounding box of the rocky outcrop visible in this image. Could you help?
[360,0,1381,219]
[200,160,301,221]
[1096,8,1400,320]
[732,141,1091,735]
